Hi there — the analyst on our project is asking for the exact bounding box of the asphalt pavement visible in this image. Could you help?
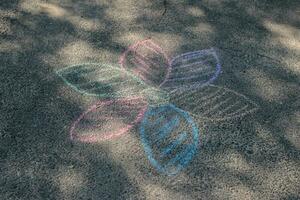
[0,0,299,199]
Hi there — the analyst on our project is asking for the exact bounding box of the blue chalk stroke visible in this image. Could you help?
[162,48,222,91]
[157,115,180,141]
[149,115,166,127]
[161,131,187,157]
[165,144,194,167]
[140,104,199,176]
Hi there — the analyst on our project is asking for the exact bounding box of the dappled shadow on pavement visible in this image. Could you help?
[0,0,299,199]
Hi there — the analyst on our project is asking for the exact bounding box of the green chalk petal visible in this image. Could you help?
[56,63,169,105]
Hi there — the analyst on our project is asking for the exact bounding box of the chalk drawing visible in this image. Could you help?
[56,63,169,105]
[169,84,259,122]
[161,48,221,92]
[140,104,199,176]
[70,97,148,143]
[57,39,259,177]
[119,39,171,87]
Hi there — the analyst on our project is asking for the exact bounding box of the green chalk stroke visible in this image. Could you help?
[56,63,169,105]
[143,87,169,106]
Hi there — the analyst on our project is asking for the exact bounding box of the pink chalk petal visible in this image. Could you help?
[70,97,148,143]
[119,39,171,88]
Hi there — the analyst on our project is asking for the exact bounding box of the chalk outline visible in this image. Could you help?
[57,40,258,164]
[162,48,222,92]
[140,104,199,176]
[70,97,148,143]
[56,41,259,177]
[170,84,259,122]
[56,63,170,106]
[56,63,152,98]
[119,39,172,87]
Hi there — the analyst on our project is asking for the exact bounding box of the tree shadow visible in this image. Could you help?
[128,0,300,199]
[1,0,299,199]
[0,1,143,199]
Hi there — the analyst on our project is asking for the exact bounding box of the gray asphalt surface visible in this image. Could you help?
[1,0,299,199]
